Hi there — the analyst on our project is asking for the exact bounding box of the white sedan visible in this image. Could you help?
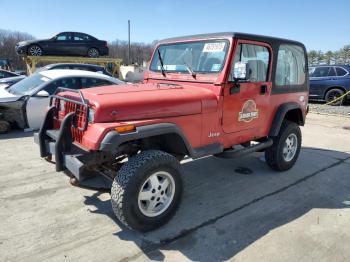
[0,69,123,132]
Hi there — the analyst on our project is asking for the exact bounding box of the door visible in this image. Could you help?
[26,77,81,130]
[50,32,74,55]
[222,40,272,137]
[72,33,91,56]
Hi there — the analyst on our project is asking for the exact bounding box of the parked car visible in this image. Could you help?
[36,63,112,76]
[0,59,12,70]
[0,75,26,88]
[309,65,350,105]
[35,32,309,232]
[0,69,123,133]
[15,32,109,57]
[0,69,19,79]
[0,63,113,89]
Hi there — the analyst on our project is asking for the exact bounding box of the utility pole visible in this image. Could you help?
[128,20,131,65]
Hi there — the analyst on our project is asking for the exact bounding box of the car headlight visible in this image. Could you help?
[88,108,95,123]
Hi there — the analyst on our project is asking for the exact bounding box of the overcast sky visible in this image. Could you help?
[1,0,349,51]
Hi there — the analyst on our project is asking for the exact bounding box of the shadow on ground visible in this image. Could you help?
[0,129,34,140]
[82,147,350,261]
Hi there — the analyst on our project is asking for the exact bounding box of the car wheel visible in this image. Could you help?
[325,88,344,106]
[265,120,301,171]
[87,48,99,58]
[27,45,43,56]
[111,150,183,232]
[0,120,10,134]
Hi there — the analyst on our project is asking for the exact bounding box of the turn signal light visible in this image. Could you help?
[115,125,136,133]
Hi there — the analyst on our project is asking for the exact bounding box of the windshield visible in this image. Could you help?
[8,73,49,95]
[150,40,229,74]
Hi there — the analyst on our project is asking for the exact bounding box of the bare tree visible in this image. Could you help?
[0,29,35,70]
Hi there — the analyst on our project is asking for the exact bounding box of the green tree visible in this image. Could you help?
[324,51,333,64]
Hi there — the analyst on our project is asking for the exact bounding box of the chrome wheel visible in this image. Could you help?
[28,45,42,56]
[283,133,298,162]
[87,48,99,57]
[138,171,175,217]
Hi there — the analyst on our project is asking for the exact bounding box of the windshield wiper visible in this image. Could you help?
[183,63,196,78]
[157,49,166,77]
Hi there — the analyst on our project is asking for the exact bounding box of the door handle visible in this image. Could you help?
[230,84,240,94]
[260,85,268,94]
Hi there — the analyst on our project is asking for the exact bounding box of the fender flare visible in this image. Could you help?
[99,123,196,155]
[269,102,304,137]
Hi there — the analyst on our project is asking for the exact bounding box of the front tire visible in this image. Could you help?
[111,150,183,232]
[27,45,43,56]
[87,48,99,58]
[0,120,10,134]
[265,121,301,171]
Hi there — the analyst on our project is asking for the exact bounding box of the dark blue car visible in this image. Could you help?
[309,65,350,105]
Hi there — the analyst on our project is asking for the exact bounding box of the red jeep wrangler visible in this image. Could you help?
[35,32,309,232]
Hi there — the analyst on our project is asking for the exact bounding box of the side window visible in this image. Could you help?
[275,44,305,86]
[336,67,348,76]
[81,78,112,88]
[328,67,336,76]
[311,67,331,78]
[56,33,71,41]
[44,77,80,94]
[230,43,270,82]
[74,33,91,41]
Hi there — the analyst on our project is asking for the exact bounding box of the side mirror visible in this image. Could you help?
[36,90,49,97]
[233,61,249,80]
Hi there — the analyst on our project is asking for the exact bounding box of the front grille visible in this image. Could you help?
[54,99,87,144]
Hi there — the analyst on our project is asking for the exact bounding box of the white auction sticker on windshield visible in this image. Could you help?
[203,42,225,52]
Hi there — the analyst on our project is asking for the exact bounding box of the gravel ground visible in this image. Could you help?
[309,101,350,117]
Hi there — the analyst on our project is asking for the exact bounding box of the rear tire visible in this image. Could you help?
[87,48,99,58]
[265,120,301,171]
[325,88,344,106]
[111,150,183,232]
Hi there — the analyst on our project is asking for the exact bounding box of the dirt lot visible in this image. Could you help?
[1,113,350,262]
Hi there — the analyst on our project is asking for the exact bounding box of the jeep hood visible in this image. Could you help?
[78,83,218,122]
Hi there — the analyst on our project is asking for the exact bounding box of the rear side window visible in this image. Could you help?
[275,44,306,86]
[336,67,348,76]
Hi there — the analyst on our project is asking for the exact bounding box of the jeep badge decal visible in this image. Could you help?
[238,100,259,122]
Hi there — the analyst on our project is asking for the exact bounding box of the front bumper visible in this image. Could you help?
[15,45,27,55]
[34,107,112,188]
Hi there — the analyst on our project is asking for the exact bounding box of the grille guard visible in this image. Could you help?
[49,87,90,131]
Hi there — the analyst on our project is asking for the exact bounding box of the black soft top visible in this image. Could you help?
[158,32,305,48]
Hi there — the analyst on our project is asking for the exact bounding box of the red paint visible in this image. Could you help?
[55,35,308,152]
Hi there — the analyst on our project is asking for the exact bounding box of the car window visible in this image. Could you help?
[310,67,331,77]
[81,77,113,88]
[43,77,81,95]
[0,70,15,78]
[74,33,92,41]
[71,65,94,71]
[275,44,305,86]
[336,67,348,76]
[51,65,71,70]
[231,43,270,82]
[328,67,336,76]
[7,73,47,95]
[56,33,72,41]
